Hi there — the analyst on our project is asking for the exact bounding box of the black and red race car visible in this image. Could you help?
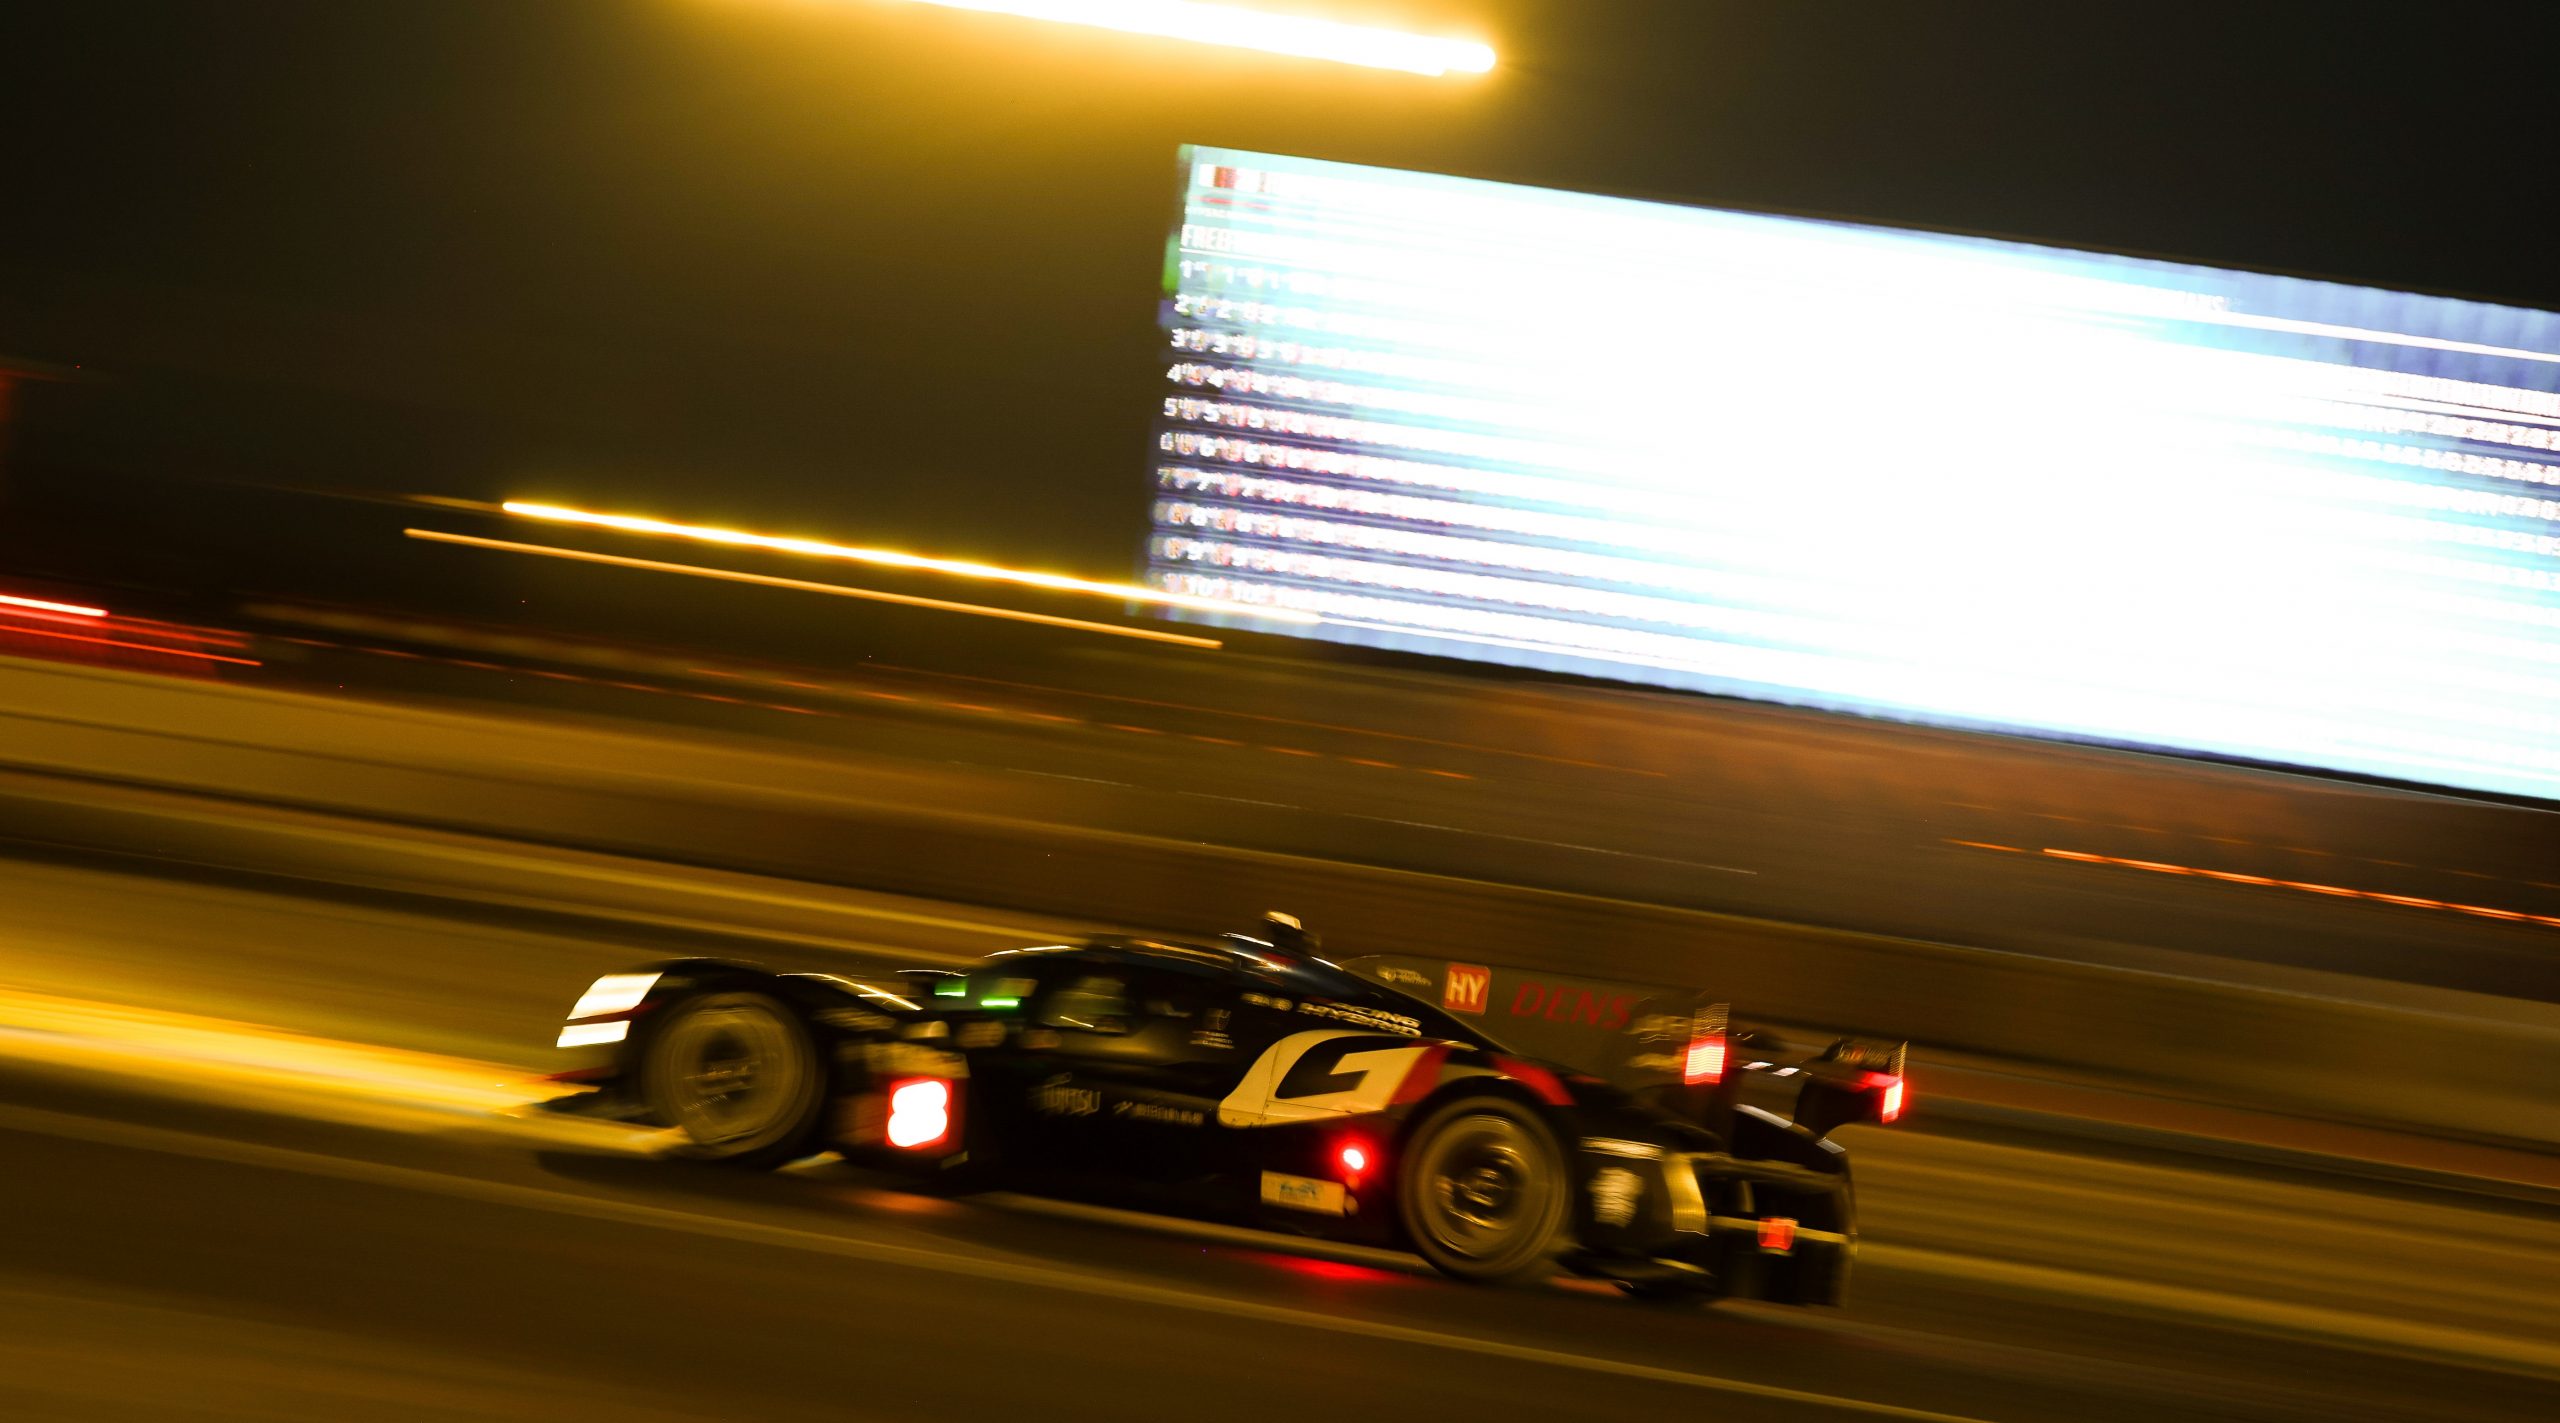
[543,918,1907,1304]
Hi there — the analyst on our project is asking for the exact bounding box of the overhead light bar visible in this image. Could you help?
[499,500,1319,625]
[888,0,1495,76]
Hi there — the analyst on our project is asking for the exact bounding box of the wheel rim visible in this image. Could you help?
[1410,1112,1558,1263]
[654,998,808,1149]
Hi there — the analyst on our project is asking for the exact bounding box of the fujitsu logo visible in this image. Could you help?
[1443,964,1491,1015]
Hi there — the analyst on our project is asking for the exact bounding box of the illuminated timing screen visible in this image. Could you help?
[1145,145,2560,800]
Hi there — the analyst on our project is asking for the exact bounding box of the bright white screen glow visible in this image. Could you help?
[1147,146,2560,800]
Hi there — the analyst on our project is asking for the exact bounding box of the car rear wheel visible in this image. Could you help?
[1397,1096,1569,1285]
[640,991,823,1169]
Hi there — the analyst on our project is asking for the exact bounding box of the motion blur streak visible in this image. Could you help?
[0,1105,1996,1423]
[499,501,1321,624]
[0,623,262,666]
[1951,839,2560,929]
[403,529,1227,649]
[0,986,571,1129]
[0,592,108,618]
[884,0,1496,76]
[0,602,255,650]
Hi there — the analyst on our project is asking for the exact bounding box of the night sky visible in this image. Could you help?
[5,0,2555,577]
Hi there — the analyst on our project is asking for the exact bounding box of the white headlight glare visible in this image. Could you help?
[556,1021,631,1049]
[567,972,661,1021]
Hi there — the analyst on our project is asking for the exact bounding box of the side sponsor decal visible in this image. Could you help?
[1032,1077,1100,1117]
[1218,1030,1442,1127]
[1506,980,1633,1032]
[1190,1007,1235,1050]
[1298,999,1421,1036]
[1260,1171,1349,1215]
[1588,1167,1643,1228]
[1631,1012,1689,1043]
[1442,963,1490,1014]
[1113,1100,1205,1127]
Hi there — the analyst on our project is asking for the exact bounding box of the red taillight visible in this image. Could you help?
[1339,1144,1368,1176]
[1684,1035,1726,1084]
[886,1077,951,1149]
[1869,1072,1905,1124]
[1758,1217,1796,1254]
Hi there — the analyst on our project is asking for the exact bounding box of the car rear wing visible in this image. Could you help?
[1343,954,1906,1138]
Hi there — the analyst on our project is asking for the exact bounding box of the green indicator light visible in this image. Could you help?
[979,997,1021,1010]
[934,980,966,997]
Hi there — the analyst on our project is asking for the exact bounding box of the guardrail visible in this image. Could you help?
[3,655,2554,1149]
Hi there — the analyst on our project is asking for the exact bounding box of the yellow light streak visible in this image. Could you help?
[0,984,581,1123]
[888,0,1494,75]
[1,591,109,618]
[499,499,1318,625]
[406,529,1227,649]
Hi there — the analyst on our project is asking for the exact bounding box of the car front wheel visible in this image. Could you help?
[640,991,823,1169]
[1396,1096,1570,1284]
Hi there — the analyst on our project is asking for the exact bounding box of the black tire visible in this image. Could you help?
[1396,1095,1571,1285]
[639,990,824,1169]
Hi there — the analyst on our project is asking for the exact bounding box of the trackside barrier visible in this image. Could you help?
[2,656,2555,1149]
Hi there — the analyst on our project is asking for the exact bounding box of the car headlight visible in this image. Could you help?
[567,972,661,1021]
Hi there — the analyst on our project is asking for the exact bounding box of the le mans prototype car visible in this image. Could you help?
[543,916,1907,1304]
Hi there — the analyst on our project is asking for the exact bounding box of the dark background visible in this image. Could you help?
[4,0,2555,586]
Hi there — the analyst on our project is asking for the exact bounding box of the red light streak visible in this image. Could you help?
[0,592,107,618]
[0,623,260,667]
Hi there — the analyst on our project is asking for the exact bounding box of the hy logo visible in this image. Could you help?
[1443,963,1491,1015]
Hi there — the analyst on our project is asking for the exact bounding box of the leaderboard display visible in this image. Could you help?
[1144,145,2560,800]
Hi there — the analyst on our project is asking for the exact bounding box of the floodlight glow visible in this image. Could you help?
[499,501,1316,626]
[891,0,1494,76]
[1147,145,2560,802]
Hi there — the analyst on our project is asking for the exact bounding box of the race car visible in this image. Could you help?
[541,915,1907,1304]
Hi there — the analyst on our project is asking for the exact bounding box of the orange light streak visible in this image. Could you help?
[499,501,1318,625]
[1945,840,2560,929]
[405,529,1224,650]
